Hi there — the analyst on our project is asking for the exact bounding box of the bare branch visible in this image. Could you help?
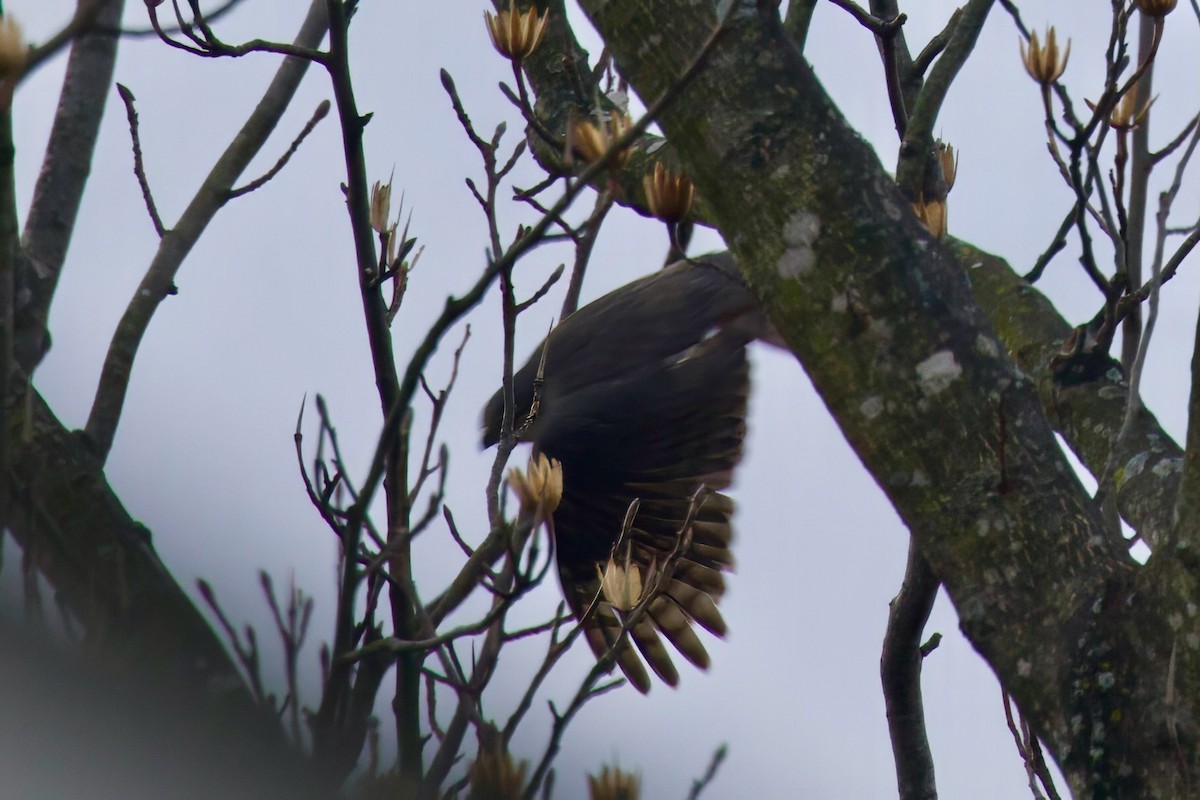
[881,540,940,800]
[559,188,613,318]
[145,0,326,62]
[17,0,123,372]
[107,0,247,38]
[686,743,728,800]
[13,0,109,87]
[198,578,267,706]
[229,99,331,198]
[115,83,166,237]
[84,0,329,461]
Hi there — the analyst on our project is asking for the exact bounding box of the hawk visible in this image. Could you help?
[482,252,767,692]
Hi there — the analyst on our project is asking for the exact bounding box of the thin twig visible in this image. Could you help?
[515,264,565,314]
[1002,689,1045,799]
[229,99,331,197]
[1025,207,1076,282]
[146,1,327,62]
[687,744,728,800]
[107,0,247,38]
[197,578,266,705]
[828,0,905,36]
[408,326,470,508]
[116,84,165,237]
[559,188,614,318]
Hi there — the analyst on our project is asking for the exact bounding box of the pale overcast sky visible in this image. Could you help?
[9,1,1200,797]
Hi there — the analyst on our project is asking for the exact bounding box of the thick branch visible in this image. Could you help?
[1174,297,1200,563]
[895,0,992,199]
[0,88,15,508]
[578,1,1149,791]
[1120,12,1157,373]
[5,383,294,760]
[17,0,125,372]
[956,242,1181,548]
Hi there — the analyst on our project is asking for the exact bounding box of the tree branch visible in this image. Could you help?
[84,0,329,461]
[17,0,124,372]
[579,1,1149,789]
[881,540,940,800]
[5,383,296,763]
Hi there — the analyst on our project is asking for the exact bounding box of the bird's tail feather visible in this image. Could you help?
[558,488,735,693]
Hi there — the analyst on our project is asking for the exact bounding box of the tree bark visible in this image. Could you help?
[575,2,1200,795]
[5,382,295,763]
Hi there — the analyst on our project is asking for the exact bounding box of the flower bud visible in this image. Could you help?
[369,177,393,235]
[936,140,957,193]
[484,1,549,62]
[911,197,947,240]
[643,162,694,223]
[508,452,563,515]
[598,552,643,613]
[571,112,633,169]
[1020,27,1069,86]
[1088,89,1155,132]
[588,764,641,800]
[468,748,526,800]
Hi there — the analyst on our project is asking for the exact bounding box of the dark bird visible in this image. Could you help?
[482,252,770,693]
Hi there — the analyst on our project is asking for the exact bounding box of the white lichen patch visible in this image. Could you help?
[974,334,999,358]
[1121,451,1150,483]
[860,395,885,419]
[1018,658,1032,678]
[915,350,962,396]
[830,294,848,313]
[1153,456,1183,478]
[911,469,929,486]
[775,211,820,279]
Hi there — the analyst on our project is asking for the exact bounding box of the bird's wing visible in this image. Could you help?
[540,332,749,692]
[480,254,763,447]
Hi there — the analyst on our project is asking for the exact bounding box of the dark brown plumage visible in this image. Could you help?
[482,252,765,692]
